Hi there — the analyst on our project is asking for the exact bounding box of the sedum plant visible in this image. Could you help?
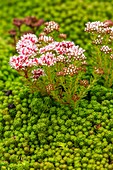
[85,20,113,88]
[9,21,98,107]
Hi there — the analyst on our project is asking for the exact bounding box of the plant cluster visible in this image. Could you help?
[9,20,113,106]
[9,21,100,107]
[85,20,113,88]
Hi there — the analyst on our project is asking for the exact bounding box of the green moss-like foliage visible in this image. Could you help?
[1,82,113,169]
[1,0,113,44]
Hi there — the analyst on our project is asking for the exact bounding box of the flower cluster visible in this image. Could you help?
[9,55,39,70]
[44,21,59,34]
[39,41,86,62]
[100,45,112,54]
[32,69,45,80]
[84,21,105,33]
[56,64,86,76]
[85,20,113,37]
[46,84,54,94]
[10,33,39,70]
[38,52,56,66]
[9,21,94,106]
[85,20,113,87]
[84,21,113,34]
[92,35,103,45]
[80,80,89,87]
[16,33,38,56]
[94,67,104,75]
[85,20,113,56]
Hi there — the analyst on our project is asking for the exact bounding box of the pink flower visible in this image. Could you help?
[56,42,86,61]
[55,41,75,55]
[39,41,75,55]
[85,21,105,33]
[23,58,39,67]
[38,52,56,66]
[32,68,45,80]
[70,46,86,60]
[39,42,57,54]
[92,35,103,45]
[16,33,38,57]
[9,55,28,70]
[54,41,85,61]
[9,55,39,70]
[56,55,66,62]
[39,41,86,61]
[22,33,38,42]
[84,21,113,34]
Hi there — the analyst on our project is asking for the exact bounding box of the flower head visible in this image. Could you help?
[38,52,56,66]
[24,16,38,27]
[39,42,57,53]
[9,55,28,70]
[85,21,105,33]
[85,21,113,35]
[9,55,39,70]
[92,35,103,45]
[39,41,86,61]
[44,21,59,34]
[32,68,45,80]
[100,45,112,54]
[13,18,24,27]
[16,33,38,57]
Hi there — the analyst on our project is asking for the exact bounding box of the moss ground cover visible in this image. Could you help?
[1,0,113,169]
[1,82,113,169]
[0,0,113,46]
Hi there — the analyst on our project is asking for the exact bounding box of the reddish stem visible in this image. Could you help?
[24,69,28,78]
